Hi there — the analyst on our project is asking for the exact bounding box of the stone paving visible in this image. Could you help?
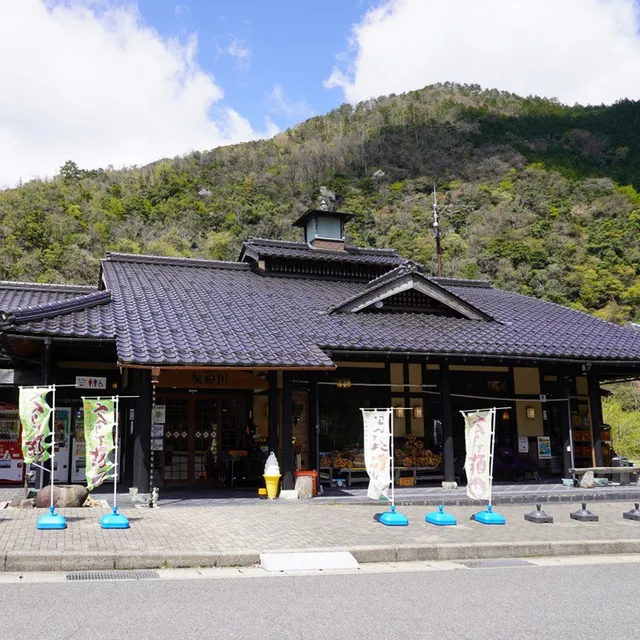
[2,499,640,564]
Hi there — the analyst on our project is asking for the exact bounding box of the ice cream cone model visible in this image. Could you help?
[263,452,281,499]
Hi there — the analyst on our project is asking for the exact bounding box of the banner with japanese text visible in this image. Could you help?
[19,387,53,464]
[463,409,495,501]
[83,398,116,490]
[362,409,392,500]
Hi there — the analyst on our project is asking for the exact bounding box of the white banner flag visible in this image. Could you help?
[362,409,392,500]
[463,409,495,501]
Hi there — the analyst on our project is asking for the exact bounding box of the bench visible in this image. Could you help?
[569,467,639,486]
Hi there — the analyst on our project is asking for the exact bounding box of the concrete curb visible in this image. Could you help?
[314,491,640,507]
[3,539,640,572]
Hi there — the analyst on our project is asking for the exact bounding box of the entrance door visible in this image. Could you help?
[160,394,248,485]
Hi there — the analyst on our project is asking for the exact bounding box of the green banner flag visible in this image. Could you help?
[19,387,53,464]
[83,398,116,491]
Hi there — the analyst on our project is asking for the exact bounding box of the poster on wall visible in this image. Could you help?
[518,437,529,454]
[153,405,166,424]
[537,436,552,459]
[151,423,164,438]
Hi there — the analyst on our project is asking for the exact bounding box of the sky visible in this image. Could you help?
[1,0,640,187]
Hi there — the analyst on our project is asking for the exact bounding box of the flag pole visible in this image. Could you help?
[113,395,119,511]
[50,384,55,512]
[99,394,129,529]
[36,384,66,529]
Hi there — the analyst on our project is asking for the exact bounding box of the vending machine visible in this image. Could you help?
[53,407,71,484]
[0,402,24,484]
[71,407,86,483]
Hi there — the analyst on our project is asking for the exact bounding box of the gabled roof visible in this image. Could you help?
[239,238,408,267]
[329,263,494,320]
[0,289,115,339]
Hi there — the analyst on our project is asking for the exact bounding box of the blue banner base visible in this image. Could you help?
[37,507,67,530]
[425,505,457,526]
[378,506,409,526]
[100,507,130,529]
[472,504,506,525]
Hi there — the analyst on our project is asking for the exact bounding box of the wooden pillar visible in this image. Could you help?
[308,372,319,471]
[281,371,294,490]
[267,371,279,454]
[131,368,152,493]
[560,390,573,479]
[587,370,604,467]
[440,362,456,487]
[506,366,518,451]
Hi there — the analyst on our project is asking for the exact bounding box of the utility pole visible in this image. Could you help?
[432,184,442,278]
[431,184,475,279]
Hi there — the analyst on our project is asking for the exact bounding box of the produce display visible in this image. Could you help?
[320,436,442,468]
[395,435,443,468]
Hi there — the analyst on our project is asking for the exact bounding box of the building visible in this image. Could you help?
[2,208,640,493]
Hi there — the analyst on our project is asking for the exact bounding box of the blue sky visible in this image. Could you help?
[137,0,367,132]
[2,1,640,186]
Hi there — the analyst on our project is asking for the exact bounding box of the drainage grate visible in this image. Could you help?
[66,570,160,581]
[460,559,534,569]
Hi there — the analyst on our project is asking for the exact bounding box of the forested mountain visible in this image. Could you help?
[2,83,640,322]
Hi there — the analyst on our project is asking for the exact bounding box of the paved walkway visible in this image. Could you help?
[2,497,640,571]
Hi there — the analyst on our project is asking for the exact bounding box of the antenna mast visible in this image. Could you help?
[432,184,442,277]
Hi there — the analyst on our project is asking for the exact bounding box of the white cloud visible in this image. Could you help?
[267,85,314,119]
[0,1,277,187]
[227,39,251,69]
[326,0,640,106]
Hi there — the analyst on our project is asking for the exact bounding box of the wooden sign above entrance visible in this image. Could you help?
[158,369,269,390]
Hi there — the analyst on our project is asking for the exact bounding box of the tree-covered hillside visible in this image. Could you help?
[1,83,640,322]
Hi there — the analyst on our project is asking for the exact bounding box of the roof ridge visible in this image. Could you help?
[244,237,401,257]
[432,277,493,289]
[2,290,112,325]
[104,253,250,270]
[0,281,96,293]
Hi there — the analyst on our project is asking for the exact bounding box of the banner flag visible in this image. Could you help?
[463,409,494,501]
[19,387,53,464]
[83,398,116,490]
[362,409,392,500]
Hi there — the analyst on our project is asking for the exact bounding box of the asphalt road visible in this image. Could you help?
[1,560,638,639]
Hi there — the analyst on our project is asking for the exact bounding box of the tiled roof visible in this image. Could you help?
[5,250,640,367]
[0,281,97,312]
[0,290,115,339]
[101,253,336,367]
[96,252,640,367]
[240,238,407,267]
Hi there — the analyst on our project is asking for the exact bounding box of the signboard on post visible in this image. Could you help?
[518,437,529,454]
[362,409,392,500]
[463,409,494,500]
[76,376,107,390]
